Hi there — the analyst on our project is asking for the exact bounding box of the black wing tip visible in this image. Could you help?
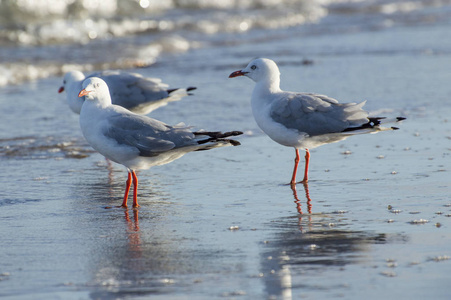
[218,139,241,146]
[194,130,243,138]
[167,86,197,96]
[222,131,244,137]
[368,117,385,126]
[230,140,241,146]
[195,130,243,146]
[196,138,241,148]
[343,116,406,133]
[187,86,197,96]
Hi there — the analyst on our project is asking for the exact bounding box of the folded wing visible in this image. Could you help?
[88,70,170,108]
[104,112,196,157]
[270,92,369,136]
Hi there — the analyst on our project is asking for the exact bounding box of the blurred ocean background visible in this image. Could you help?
[1,1,451,299]
[1,0,450,85]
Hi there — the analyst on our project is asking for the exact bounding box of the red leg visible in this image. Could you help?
[290,149,301,185]
[121,171,132,208]
[301,149,310,183]
[131,170,140,208]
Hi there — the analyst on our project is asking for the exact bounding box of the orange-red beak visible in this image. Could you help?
[229,70,247,78]
[78,89,90,97]
[58,86,64,93]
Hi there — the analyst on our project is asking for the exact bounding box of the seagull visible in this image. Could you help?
[59,70,196,115]
[78,77,242,208]
[229,58,405,185]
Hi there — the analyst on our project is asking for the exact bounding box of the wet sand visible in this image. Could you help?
[1,19,451,299]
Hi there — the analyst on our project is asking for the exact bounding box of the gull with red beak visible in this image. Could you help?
[78,77,242,208]
[59,70,196,115]
[229,58,405,185]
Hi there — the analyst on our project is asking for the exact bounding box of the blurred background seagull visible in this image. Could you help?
[59,70,196,115]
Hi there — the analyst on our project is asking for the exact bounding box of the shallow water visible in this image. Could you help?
[1,1,451,299]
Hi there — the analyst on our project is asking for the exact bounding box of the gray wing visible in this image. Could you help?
[88,71,169,109]
[270,92,369,136]
[104,112,196,157]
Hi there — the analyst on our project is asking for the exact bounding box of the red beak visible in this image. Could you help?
[229,70,247,78]
[78,89,90,97]
[58,86,64,93]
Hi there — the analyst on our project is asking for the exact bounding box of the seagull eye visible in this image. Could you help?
[251,65,257,70]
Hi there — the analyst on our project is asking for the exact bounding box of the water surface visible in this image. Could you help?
[1,1,451,299]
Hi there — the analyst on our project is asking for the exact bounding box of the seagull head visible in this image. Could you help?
[78,77,111,104]
[58,70,85,93]
[229,58,280,84]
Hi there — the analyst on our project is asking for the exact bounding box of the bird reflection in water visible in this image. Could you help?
[290,183,312,215]
[124,209,142,258]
